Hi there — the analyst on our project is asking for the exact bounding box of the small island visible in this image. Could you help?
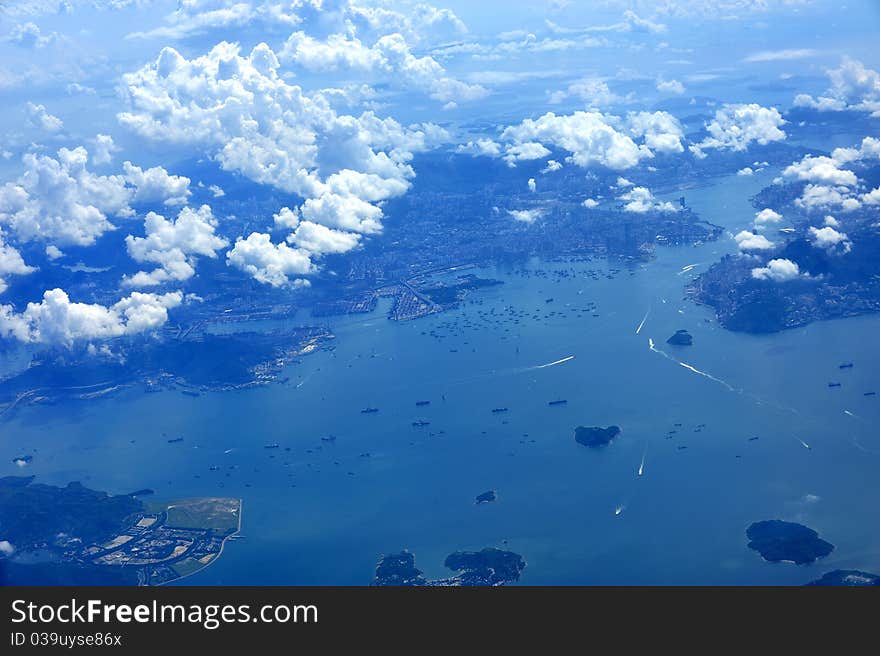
[666,330,693,346]
[807,570,880,586]
[746,520,834,565]
[475,490,497,505]
[575,425,621,448]
[374,547,526,586]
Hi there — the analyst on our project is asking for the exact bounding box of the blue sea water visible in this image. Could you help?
[3,169,879,585]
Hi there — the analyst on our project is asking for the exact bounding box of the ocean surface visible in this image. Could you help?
[3,169,879,585]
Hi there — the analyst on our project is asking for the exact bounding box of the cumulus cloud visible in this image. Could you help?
[582,198,600,208]
[226,232,314,287]
[118,41,443,283]
[751,258,803,282]
[618,186,677,213]
[0,146,194,248]
[528,178,536,192]
[0,288,182,346]
[0,229,36,294]
[734,230,774,251]
[92,134,119,165]
[548,78,627,107]
[690,104,786,157]
[124,205,228,287]
[0,540,14,556]
[783,137,880,211]
[794,58,880,117]
[122,162,191,206]
[455,139,501,157]
[507,209,543,223]
[7,22,57,48]
[0,147,130,247]
[280,31,486,105]
[26,102,63,132]
[497,110,682,170]
[754,208,783,227]
[809,225,851,253]
[288,221,361,254]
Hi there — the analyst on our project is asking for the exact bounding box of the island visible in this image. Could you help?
[475,490,497,505]
[746,520,834,565]
[374,547,526,586]
[575,425,621,448]
[0,476,241,585]
[666,329,693,346]
[807,570,880,586]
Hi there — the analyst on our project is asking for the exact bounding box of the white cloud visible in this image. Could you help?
[456,139,501,157]
[541,160,562,173]
[0,147,130,247]
[122,162,191,206]
[528,178,536,192]
[0,229,36,294]
[0,540,14,556]
[92,134,119,165]
[751,258,802,282]
[124,205,228,287]
[582,198,600,208]
[26,102,63,132]
[548,78,626,107]
[734,230,774,251]
[288,220,361,254]
[618,186,677,213]
[656,78,685,94]
[625,111,685,154]
[0,288,182,346]
[793,58,880,117]
[754,208,783,227]
[507,209,543,223]
[744,49,819,63]
[737,167,754,176]
[499,111,678,170]
[809,225,851,253]
[118,41,440,282]
[691,104,786,157]
[226,232,314,287]
[280,31,486,105]
[273,206,300,231]
[0,146,195,249]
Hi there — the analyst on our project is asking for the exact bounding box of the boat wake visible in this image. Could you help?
[531,355,575,370]
[635,308,651,335]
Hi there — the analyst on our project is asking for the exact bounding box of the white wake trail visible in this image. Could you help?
[635,308,651,335]
[532,355,575,369]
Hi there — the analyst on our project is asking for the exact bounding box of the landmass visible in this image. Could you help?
[475,490,497,505]
[373,547,526,586]
[666,329,693,346]
[0,476,241,585]
[806,570,880,586]
[689,153,880,333]
[746,520,834,565]
[575,425,621,448]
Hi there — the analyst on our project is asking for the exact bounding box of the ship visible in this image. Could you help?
[167,437,184,443]
[320,435,337,442]
[491,407,509,413]
[548,399,568,406]
[415,400,431,406]
[264,443,280,449]
[828,382,842,388]
[361,407,380,414]
[839,362,854,369]
[412,420,430,427]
